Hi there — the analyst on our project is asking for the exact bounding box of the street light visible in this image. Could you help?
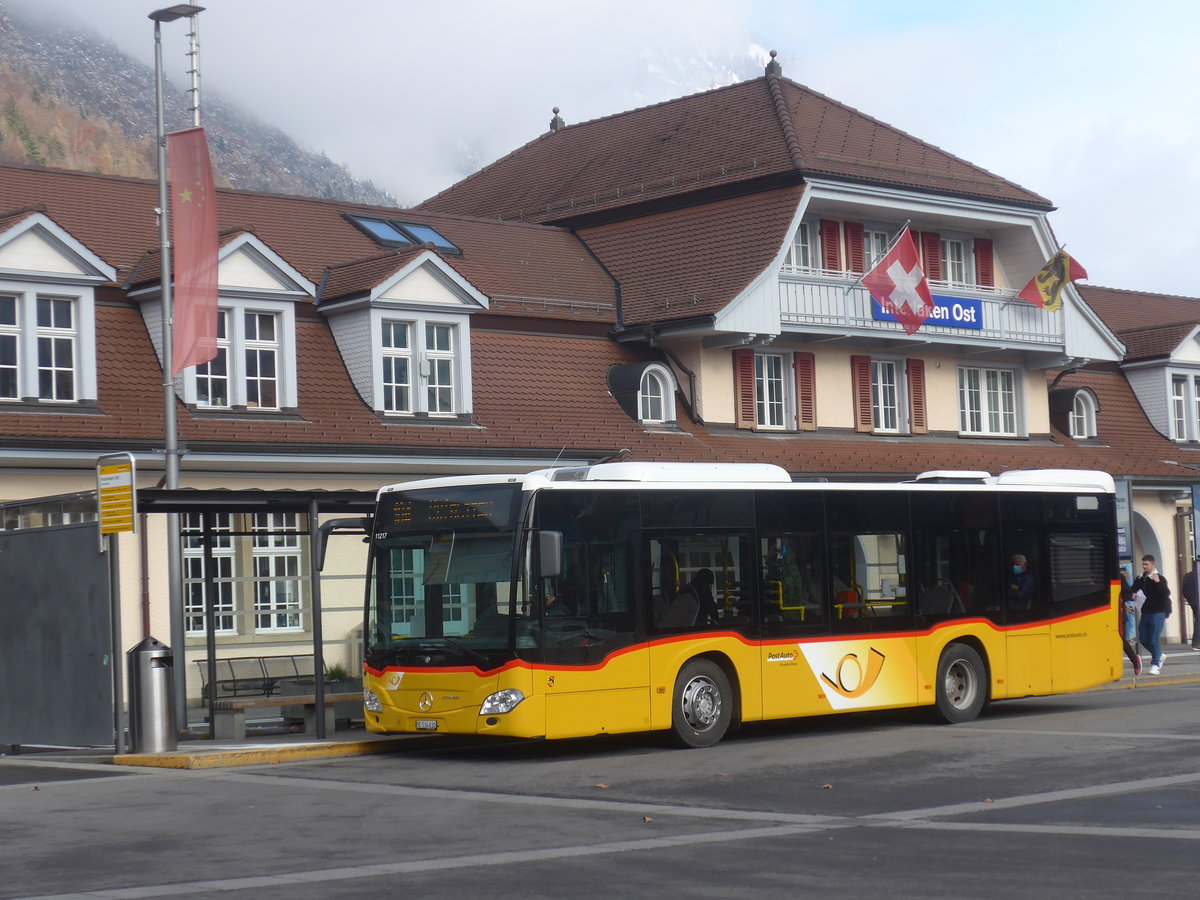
[150,3,204,735]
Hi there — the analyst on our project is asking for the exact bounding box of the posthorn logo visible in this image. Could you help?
[820,648,886,699]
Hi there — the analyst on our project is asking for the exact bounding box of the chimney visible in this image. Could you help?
[549,106,566,133]
[765,49,782,77]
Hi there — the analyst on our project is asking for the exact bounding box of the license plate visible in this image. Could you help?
[415,719,439,731]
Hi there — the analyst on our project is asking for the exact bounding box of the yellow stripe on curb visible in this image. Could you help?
[113,737,417,769]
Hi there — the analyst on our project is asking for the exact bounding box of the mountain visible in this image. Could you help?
[0,1,396,206]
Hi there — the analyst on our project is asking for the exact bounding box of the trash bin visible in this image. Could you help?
[127,637,176,753]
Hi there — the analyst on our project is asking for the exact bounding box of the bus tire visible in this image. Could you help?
[671,659,732,748]
[934,642,987,724]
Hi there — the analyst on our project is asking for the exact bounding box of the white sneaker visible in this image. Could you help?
[1158,658,1166,672]
[1149,664,1160,675]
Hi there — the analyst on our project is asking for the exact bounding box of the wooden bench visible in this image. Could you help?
[196,655,319,701]
[211,691,362,741]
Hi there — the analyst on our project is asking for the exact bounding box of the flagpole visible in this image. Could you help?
[150,3,205,737]
[842,220,912,296]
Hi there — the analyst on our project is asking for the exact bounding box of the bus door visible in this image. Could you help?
[1044,493,1119,691]
[1002,495,1051,696]
[532,490,647,739]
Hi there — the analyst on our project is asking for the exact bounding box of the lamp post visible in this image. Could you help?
[150,3,204,734]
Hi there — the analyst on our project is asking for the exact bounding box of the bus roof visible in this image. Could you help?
[378,464,1115,497]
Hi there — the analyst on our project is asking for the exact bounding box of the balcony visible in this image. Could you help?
[778,267,1063,350]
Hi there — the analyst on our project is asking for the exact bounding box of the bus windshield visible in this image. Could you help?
[365,482,523,668]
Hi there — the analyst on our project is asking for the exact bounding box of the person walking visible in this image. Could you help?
[1183,563,1200,651]
[1131,554,1171,674]
[1120,570,1142,675]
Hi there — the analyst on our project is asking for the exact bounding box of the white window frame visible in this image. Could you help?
[425,322,456,416]
[381,320,413,413]
[864,229,890,270]
[0,282,97,403]
[940,238,967,285]
[1069,390,1097,439]
[755,352,789,430]
[371,309,472,417]
[957,364,1020,436]
[783,222,811,270]
[871,358,903,434]
[182,512,237,636]
[1171,375,1188,440]
[251,512,305,633]
[183,298,297,411]
[638,363,677,425]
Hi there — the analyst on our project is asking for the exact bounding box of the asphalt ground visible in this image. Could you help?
[8,642,1200,771]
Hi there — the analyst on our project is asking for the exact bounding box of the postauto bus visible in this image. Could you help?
[361,462,1119,747]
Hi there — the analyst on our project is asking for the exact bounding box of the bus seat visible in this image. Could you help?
[660,593,698,628]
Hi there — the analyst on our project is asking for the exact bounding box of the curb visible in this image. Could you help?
[112,735,423,769]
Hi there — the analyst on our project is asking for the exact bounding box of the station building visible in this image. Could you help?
[2,53,1198,707]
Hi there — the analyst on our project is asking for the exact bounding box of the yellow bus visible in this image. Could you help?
[361,463,1119,748]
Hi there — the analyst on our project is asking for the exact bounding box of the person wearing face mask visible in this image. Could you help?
[1007,554,1035,608]
[1131,554,1172,674]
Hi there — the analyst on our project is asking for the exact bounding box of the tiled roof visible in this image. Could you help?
[317,247,428,301]
[418,75,1050,223]
[1120,323,1197,362]
[579,185,804,325]
[0,164,616,320]
[1078,284,1200,337]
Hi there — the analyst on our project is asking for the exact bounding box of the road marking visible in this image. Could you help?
[863,770,1200,821]
[13,766,1200,899]
[10,823,833,900]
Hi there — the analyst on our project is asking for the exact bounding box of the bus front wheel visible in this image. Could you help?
[671,659,732,748]
[934,642,987,724]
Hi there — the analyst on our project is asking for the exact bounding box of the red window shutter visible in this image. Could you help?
[974,238,994,287]
[907,358,927,434]
[819,220,842,272]
[920,231,942,281]
[733,348,756,430]
[794,352,816,431]
[851,355,873,433]
[844,222,865,273]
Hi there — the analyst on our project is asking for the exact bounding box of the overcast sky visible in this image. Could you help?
[17,0,1200,297]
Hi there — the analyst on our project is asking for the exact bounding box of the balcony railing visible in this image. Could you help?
[778,268,1063,348]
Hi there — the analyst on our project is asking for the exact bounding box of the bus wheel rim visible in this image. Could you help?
[945,659,976,709]
[681,675,721,730]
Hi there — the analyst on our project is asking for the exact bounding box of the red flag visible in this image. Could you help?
[1016,249,1087,312]
[167,126,219,376]
[862,228,934,336]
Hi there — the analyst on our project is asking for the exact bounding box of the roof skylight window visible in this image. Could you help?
[347,215,460,253]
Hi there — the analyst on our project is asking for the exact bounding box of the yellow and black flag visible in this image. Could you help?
[1016,249,1088,312]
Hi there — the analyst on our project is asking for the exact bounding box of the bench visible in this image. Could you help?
[196,655,319,701]
[211,691,362,741]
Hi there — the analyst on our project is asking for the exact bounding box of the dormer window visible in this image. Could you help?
[347,215,460,253]
[638,365,676,424]
[1069,390,1098,439]
[0,212,111,408]
[190,302,294,411]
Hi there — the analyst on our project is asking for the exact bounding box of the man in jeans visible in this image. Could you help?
[1132,554,1172,674]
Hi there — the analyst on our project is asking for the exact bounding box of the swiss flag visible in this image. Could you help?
[862,229,934,336]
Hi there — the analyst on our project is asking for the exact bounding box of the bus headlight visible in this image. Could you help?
[479,688,525,715]
[364,689,382,713]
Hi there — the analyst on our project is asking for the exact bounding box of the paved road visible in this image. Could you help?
[3,677,1198,900]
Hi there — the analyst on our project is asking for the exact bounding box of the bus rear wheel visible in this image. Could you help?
[671,659,732,748]
[934,642,987,724]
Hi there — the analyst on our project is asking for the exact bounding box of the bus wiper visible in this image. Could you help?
[431,636,489,666]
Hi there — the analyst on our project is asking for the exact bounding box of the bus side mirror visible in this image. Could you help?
[538,530,562,578]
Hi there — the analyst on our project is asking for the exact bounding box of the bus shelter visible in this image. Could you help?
[0,488,375,751]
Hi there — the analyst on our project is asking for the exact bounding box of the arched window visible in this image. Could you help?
[639,369,668,423]
[1069,390,1097,439]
